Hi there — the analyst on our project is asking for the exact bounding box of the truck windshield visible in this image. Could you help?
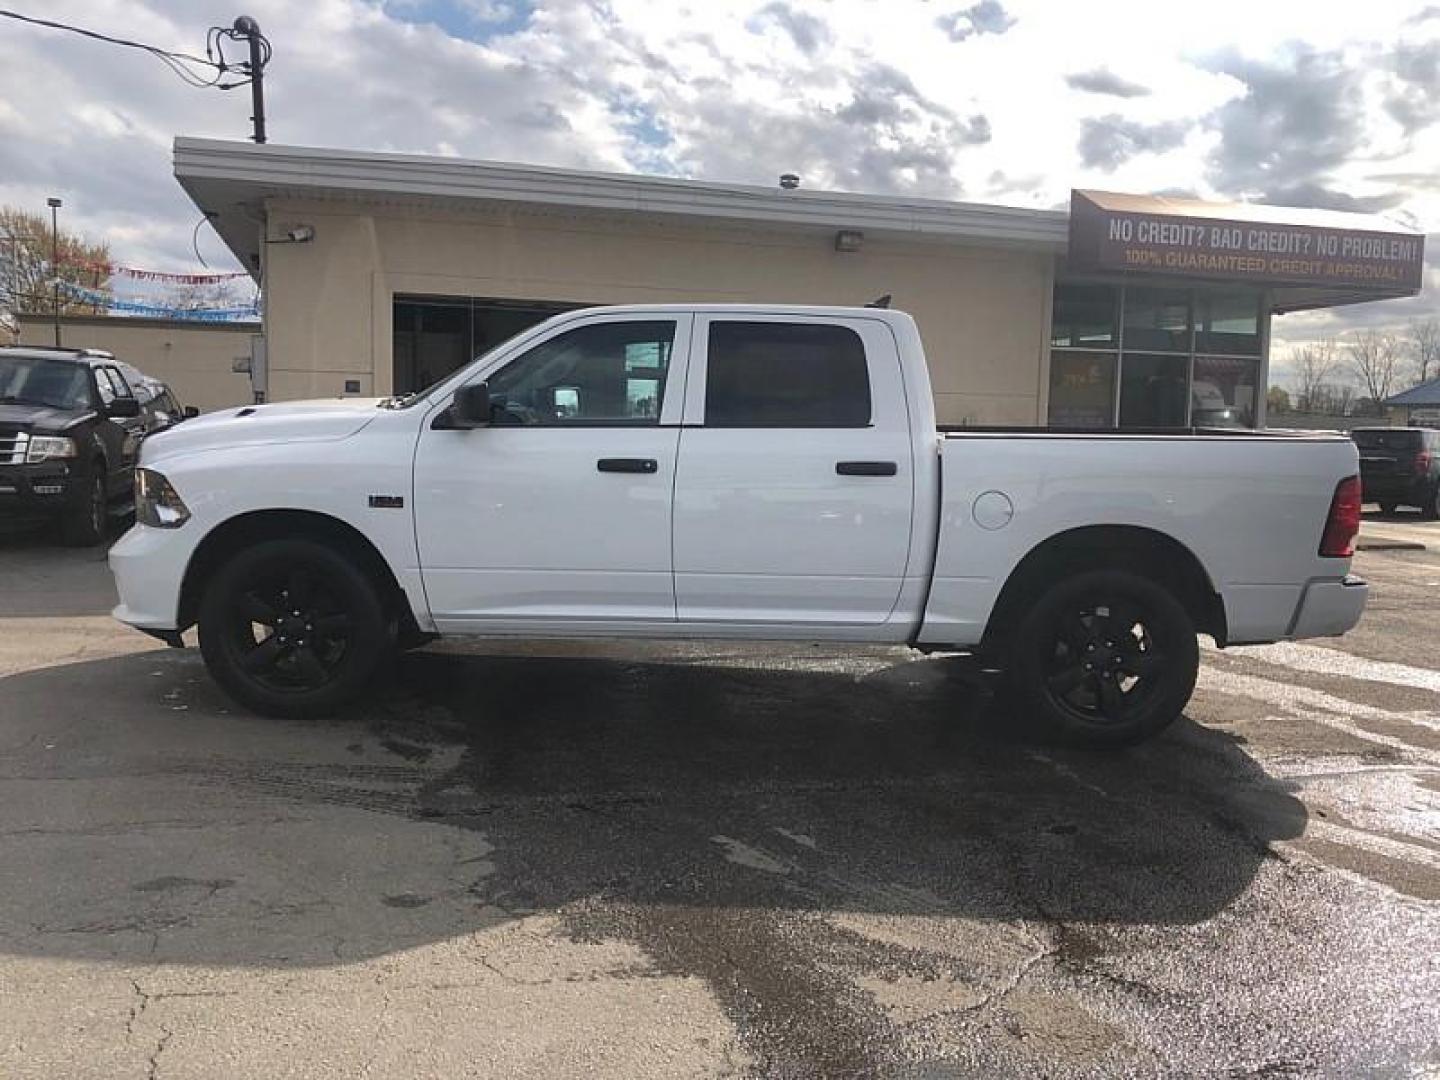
[0,356,92,411]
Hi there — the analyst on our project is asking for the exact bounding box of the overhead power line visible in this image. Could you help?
[0,9,270,96]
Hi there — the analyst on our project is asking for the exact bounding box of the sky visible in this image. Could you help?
[0,0,1437,381]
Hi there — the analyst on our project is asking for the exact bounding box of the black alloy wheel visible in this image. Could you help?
[1006,569,1199,748]
[199,538,391,718]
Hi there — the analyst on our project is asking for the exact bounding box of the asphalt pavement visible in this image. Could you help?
[0,525,1436,1078]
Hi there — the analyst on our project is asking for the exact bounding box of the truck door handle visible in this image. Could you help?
[836,460,898,476]
[597,458,659,474]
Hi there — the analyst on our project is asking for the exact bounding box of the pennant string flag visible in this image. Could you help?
[57,255,249,284]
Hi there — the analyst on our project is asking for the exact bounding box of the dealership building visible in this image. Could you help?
[172,137,1425,427]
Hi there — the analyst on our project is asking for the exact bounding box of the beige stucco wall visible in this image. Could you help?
[16,314,256,412]
[263,198,1055,424]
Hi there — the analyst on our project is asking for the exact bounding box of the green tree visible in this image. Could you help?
[0,205,112,316]
[1266,385,1291,414]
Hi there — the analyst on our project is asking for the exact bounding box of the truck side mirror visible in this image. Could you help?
[445,383,492,429]
[106,397,141,419]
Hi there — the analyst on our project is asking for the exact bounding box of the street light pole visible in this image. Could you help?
[47,197,61,347]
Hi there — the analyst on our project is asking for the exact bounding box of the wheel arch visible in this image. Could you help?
[177,509,416,635]
[981,524,1228,652]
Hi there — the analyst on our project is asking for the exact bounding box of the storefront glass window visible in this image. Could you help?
[1049,281,1266,429]
[1119,353,1189,427]
[1195,292,1261,355]
[1047,351,1117,428]
[1051,284,1118,348]
[1192,355,1259,427]
[1123,287,1192,352]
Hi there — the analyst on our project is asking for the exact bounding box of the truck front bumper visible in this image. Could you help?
[1289,575,1368,639]
[109,521,194,632]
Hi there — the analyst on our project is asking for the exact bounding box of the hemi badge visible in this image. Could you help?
[368,495,404,509]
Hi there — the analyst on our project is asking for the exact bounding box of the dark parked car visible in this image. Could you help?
[1352,426,1440,518]
[115,361,199,434]
[0,346,146,545]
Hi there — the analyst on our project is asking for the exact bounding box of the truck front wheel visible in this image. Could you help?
[198,537,392,718]
[1003,569,1199,748]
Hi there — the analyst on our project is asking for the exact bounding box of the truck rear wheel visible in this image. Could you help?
[1003,569,1198,748]
[198,537,391,718]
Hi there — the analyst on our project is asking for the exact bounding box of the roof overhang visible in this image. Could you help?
[172,141,1426,318]
[174,137,1070,280]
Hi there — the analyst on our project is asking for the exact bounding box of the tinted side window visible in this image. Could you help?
[705,322,871,427]
[486,320,675,425]
[94,368,118,405]
[104,366,134,399]
[1354,430,1421,452]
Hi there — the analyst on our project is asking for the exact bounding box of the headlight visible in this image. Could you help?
[26,435,77,464]
[135,468,191,529]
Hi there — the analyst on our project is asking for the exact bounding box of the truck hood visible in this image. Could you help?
[0,402,94,435]
[140,398,383,463]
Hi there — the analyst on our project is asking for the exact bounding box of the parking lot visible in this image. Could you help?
[0,518,1437,1078]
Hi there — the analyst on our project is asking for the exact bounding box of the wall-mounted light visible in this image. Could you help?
[835,229,864,253]
[265,224,315,245]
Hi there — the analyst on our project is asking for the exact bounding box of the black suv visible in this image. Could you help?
[0,346,145,545]
[1352,426,1440,518]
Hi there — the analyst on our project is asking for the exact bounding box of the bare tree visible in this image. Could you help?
[1292,339,1338,412]
[1348,329,1402,415]
[0,206,111,316]
[1409,318,1440,387]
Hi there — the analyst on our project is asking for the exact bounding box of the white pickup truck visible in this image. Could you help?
[110,305,1367,746]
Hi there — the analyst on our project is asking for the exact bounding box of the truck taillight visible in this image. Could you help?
[1414,450,1432,476]
[1319,475,1362,558]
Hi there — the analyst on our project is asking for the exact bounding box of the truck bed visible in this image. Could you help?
[917,428,1361,648]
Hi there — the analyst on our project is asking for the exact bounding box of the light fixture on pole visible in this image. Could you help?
[47,197,62,347]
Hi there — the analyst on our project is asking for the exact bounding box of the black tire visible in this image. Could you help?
[1002,569,1199,749]
[198,537,392,718]
[59,471,107,547]
[1423,485,1440,521]
[1379,500,1397,515]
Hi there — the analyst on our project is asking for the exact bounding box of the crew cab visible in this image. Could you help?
[0,346,145,545]
[110,306,1367,746]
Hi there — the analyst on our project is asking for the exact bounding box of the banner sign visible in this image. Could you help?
[58,281,259,321]
[1068,190,1426,292]
[59,256,249,284]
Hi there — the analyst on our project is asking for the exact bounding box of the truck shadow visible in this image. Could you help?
[0,644,1306,972]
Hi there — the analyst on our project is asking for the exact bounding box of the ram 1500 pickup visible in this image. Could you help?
[110,305,1367,746]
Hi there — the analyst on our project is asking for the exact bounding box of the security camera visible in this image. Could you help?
[264,224,317,246]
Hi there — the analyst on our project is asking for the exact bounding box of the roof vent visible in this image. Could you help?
[779,173,800,190]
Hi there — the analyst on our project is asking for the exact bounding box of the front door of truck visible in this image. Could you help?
[671,315,915,628]
[413,314,690,630]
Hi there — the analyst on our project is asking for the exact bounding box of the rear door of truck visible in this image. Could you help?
[671,314,915,627]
